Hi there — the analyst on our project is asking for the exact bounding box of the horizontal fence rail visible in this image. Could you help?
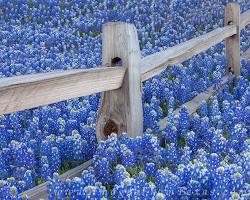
[20,160,93,200]
[141,9,250,81]
[141,25,237,81]
[0,4,248,134]
[242,47,250,60]
[240,9,250,29]
[0,3,248,200]
[159,76,229,131]
[0,67,125,116]
[0,8,249,116]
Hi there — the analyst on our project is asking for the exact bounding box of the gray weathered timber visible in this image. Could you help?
[242,48,250,60]
[159,76,228,131]
[0,67,125,116]
[225,3,241,78]
[240,9,250,29]
[20,159,92,200]
[141,25,237,81]
[96,22,143,141]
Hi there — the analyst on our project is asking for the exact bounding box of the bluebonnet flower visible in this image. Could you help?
[186,131,198,152]
[23,170,34,190]
[80,169,97,188]
[121,146,136,169]
[48,173,68,200]
[114,165,130,185]
[155,168,180,197]
[179,146,192,165]
[0,152,9,179]
[94,157,112,186]
[50,147,61,174]
[211,129,227,155]
[209,98,221,117]
[199,100,208,117]
[162,124,178,145]
[145,163,157,177]
[69,177,82,200]
[40,164,51,182]
[82,184,108,200]
[178,107,190,135]
[208,153,221,173]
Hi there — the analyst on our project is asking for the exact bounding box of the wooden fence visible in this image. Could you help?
[0,3,249,199]
[1,3,249,141]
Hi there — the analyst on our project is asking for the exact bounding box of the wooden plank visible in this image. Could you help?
[141,25,237,81]
[0,67,125,116]
[96,22,143,141]
[225,3,241,78]
[242,47,250,60]
[159,76,228,131]
[240,9,250,29]
[20,159,93,200]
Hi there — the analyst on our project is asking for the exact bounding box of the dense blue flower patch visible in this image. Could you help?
[46,68,250,199]
[0,0,250,198]
[0,96,98,197]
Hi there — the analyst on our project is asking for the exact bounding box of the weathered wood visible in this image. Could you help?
[141,25,237,81]
[240,9,250,29]
[96,22,143,141]
[0,67,125,115]
[225,3,241,78]
[159,76,228,131]
[20,159,92,200]
[242,47,250,60]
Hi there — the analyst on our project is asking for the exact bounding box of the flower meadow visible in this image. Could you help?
[46,70,250,200]
[0,0,250,199]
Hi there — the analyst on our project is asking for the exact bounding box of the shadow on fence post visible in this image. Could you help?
[225,3,241,78]
[96,22,143,141]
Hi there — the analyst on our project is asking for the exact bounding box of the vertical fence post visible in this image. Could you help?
[96,22,143,141]
[225,3,241,79]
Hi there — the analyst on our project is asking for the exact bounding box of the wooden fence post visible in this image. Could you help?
[96,22,143,141]
[225,3,241,78]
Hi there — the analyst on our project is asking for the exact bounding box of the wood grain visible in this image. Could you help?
[141,25,237,81]
[240,9,250,29]
[242,47,250,60]
[159,76,228,131]
[0,67,125,115]
[225,3,241,78]
[96,22,143,141]
[20,159,92,200]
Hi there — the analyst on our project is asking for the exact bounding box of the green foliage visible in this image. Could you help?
[208,71,213,79]
[168,75,175,81]
[160,138,167,148]
[92,30,101,37]
[79,30,84,37]
[162,101,168,117]
[127,167,138,178]
[106,183,115,197]
[223,131,230,139]
[146,175,154,183]
[28,0,33,8]
[35,177,44,185]
[163,161,175,171]
[178,136,186,147]
[60,160,73,175]
[21,193,29,200]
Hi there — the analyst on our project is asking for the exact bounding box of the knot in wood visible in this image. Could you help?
[111,57,122,67]
[104,119,118,138]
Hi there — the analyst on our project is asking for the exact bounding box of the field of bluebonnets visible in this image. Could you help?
[0,0,250,199]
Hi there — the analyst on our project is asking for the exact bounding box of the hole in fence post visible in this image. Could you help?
[103,119,118,138]
[111,57,122,67]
